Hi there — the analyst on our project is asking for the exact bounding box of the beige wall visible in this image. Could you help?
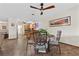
[39,7,79,37]
[39,6,79,47]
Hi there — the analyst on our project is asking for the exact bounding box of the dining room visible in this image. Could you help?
[0,3,79,56]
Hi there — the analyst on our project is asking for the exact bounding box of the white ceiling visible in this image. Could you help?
[0,3,78,20]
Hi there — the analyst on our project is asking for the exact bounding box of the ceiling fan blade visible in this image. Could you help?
[43,5,55,10]
[30,6,40,10]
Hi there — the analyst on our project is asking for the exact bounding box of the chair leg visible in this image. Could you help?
[35,49,38,55]
[58,44,61,55]
[0,47,1,50]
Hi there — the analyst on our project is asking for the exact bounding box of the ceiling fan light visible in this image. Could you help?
[40,12,43,15]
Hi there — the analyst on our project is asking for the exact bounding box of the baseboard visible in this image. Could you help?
[8,38,17,40]
[59,42,79,48]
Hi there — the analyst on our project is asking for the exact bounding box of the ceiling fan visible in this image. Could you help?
[30,3,55,15]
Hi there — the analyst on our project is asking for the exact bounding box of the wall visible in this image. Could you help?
[48,7,79,36]
[40,6,79,47]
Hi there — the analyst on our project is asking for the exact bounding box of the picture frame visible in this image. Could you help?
[49,16,71,27]
[2,26,6,29]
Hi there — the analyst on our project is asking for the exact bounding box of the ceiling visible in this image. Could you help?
[0,3,78,20]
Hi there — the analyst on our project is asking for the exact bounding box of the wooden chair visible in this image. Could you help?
[49,30,62,55]
[34,31,48,54]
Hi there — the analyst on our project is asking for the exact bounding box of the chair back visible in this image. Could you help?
[35,31,47,45]
[34,31,41,42]
[40,31,47,41]
[56,30,62,42]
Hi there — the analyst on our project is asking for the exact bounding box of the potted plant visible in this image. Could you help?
[38,28,49,35]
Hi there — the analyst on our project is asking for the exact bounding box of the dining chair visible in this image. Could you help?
[49,30,62,55]
[34,31,48,54]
